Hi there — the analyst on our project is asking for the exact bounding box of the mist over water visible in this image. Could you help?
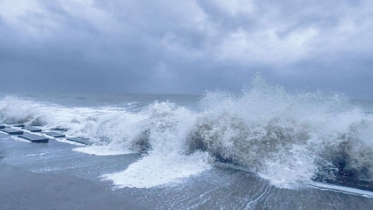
[1,76,373,189]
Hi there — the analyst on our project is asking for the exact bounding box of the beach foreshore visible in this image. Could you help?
[0,162,144,210]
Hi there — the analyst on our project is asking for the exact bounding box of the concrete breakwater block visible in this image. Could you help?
[0,128,23,135]
[18,133,49,143]
[51,127,68,132]
[44,131,65,138]
[12,124,25,128]
[23,126,42,132]
[67,137,92,145]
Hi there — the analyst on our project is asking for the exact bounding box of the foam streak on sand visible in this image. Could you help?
[73,145,134,156]
[310,182,373,198]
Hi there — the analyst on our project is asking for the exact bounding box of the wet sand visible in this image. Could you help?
[0,162,144,210]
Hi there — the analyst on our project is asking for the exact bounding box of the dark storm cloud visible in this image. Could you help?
[0,0,373,99]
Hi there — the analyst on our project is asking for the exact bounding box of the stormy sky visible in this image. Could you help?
[0,0,373,99]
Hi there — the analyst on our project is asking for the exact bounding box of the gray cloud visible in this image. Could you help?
[0,0,373,99]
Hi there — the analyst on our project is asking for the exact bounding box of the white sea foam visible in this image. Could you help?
[103,152,211,188]
[73,145,134,156]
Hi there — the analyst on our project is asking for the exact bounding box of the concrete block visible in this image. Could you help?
[0,128,23,135]
[44,132,65,138]
[23,126,42,132]
[12,124,25,128]
[51,127,68,132]
[18,133,49,143]
[67,137,92,145]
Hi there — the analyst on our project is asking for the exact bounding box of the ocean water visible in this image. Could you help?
[1,77,373,209]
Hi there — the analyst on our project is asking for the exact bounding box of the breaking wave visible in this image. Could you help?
[1,77,373,189]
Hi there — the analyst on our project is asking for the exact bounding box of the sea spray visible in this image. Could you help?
[103,101,212,188]
[191,77,373,188]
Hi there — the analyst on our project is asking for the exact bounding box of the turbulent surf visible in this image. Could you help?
[1,77,373,189]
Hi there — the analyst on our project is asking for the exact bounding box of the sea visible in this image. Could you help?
[1,77,373,209]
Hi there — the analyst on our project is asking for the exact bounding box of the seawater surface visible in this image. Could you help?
[1,78,373,209]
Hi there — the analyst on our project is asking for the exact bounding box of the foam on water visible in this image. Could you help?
[102,152,211,188]
[73,145,134,156]
[1,76,373,189]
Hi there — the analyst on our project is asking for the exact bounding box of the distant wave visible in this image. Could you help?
[1,77,373,189]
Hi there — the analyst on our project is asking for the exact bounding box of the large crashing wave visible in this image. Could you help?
[1,77,373,189]
[192,78,373,188]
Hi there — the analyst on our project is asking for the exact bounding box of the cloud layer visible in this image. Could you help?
[1,0,372,98]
